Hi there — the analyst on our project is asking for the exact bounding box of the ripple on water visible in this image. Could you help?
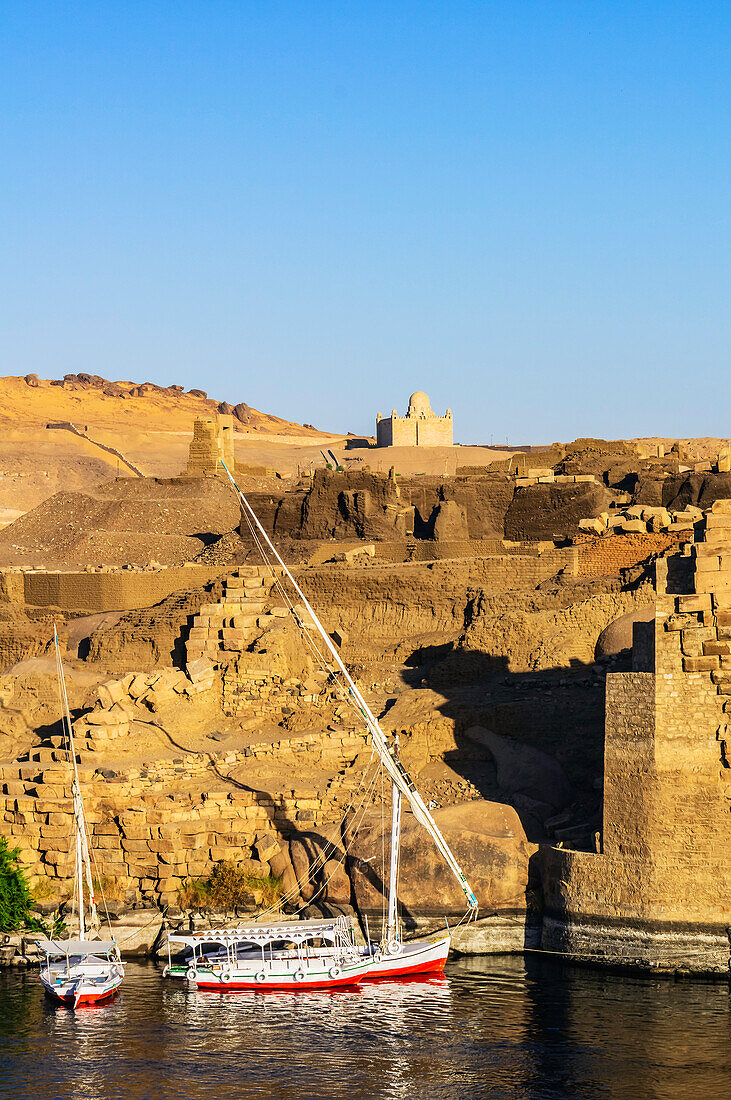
[0,957,729,1100]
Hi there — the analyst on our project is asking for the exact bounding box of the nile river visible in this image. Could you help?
[1,957,729,1099]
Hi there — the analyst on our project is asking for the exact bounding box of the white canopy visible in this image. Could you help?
[36,939,118,955]
[168,917,354,949]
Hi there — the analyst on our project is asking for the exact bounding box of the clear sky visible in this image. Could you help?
[2,2,730,443]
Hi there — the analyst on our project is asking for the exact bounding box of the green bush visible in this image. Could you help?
[178,861,283,913]
[0,836,35,931]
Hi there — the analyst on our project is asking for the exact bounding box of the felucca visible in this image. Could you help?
[177,463,477,988]
[36,629,125,1007]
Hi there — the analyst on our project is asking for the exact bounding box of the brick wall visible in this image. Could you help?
[575,532,679,578]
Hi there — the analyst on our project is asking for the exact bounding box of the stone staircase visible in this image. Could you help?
[184,565,279,671]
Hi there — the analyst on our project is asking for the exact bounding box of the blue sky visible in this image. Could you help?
[1,2,730,443]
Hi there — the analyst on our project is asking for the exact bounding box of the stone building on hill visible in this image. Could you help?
[184,414,235,478]
[376,391,453,447]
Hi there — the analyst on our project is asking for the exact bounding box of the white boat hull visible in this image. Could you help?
[39,961,124,1007]
[362,935,450,979]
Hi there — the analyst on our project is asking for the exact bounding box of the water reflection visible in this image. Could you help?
[0,959,728,1099]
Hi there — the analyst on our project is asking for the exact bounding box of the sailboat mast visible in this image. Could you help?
[54,627,98,938]
[385,774,402,945]
[221,462,479,912]
[76,820,86,939]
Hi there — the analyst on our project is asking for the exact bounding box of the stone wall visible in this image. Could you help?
[539,505,731,973]
[0,565,221,614]
[295,550,577,643]
[574,532,681,579]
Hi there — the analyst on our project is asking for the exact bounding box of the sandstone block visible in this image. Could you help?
[694,556,721,574]
[693,542,724,559]
[681,627,716,657]
[694,573,731,594]
[620,519,647,533]
[253,834,281,862]
[710,498,731,514]
[704,641,731,657]
[677,594,712,613]
[188,657,214,683]
[702,529,731,547]
[665,613,701,631]
[683,656,720,672]
[706,514,731,530]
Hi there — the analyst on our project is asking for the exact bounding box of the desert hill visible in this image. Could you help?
[0,374,343,515]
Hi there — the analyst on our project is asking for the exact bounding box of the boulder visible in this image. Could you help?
[463,727,572,810]
[233,402,252,425]
[289,832,348,904]
[432,499,469,541]
[321,858,352,905]
[348,799,536,917]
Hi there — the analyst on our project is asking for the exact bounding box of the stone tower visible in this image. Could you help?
[184,414,235,478]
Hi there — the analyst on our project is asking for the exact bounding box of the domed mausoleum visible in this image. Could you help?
[376,391,453,447]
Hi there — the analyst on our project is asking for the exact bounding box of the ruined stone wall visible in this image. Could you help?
[504,482,615,541]
[575,532,680,579]
[296,551,577,642]
[539,580,731,972]
[0,565,221,614]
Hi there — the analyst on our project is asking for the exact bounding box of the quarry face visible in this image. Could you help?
[1,378,729,974]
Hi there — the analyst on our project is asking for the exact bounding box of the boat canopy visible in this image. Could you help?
[168,917,354,950]
[36,939,118,955]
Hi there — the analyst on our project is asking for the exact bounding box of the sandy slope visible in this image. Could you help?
[0,375,342,509]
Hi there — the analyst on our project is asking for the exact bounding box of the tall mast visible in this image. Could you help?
[384,737,402,945]
[221,462,479,912]
[54,628,98,938]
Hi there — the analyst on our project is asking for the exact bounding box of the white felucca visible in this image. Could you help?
[217,462,477,981]
[36,629,125,1007]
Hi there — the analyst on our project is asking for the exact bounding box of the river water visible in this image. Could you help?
[0,957,729,1099]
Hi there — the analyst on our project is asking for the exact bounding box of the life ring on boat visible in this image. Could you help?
[186,966,198,981]
[328,966,341,979]
[255,971,267,983]
[387,940,401,955]
[220,970,232,983]
[372,952,382,964]
[294,970,306,982]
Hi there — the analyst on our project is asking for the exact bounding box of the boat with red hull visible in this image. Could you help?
[38,940,124,1007]
[162,466,480,993]
[168,917,371,992]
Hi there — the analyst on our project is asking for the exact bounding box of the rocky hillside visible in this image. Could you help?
[0,374,338,513]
